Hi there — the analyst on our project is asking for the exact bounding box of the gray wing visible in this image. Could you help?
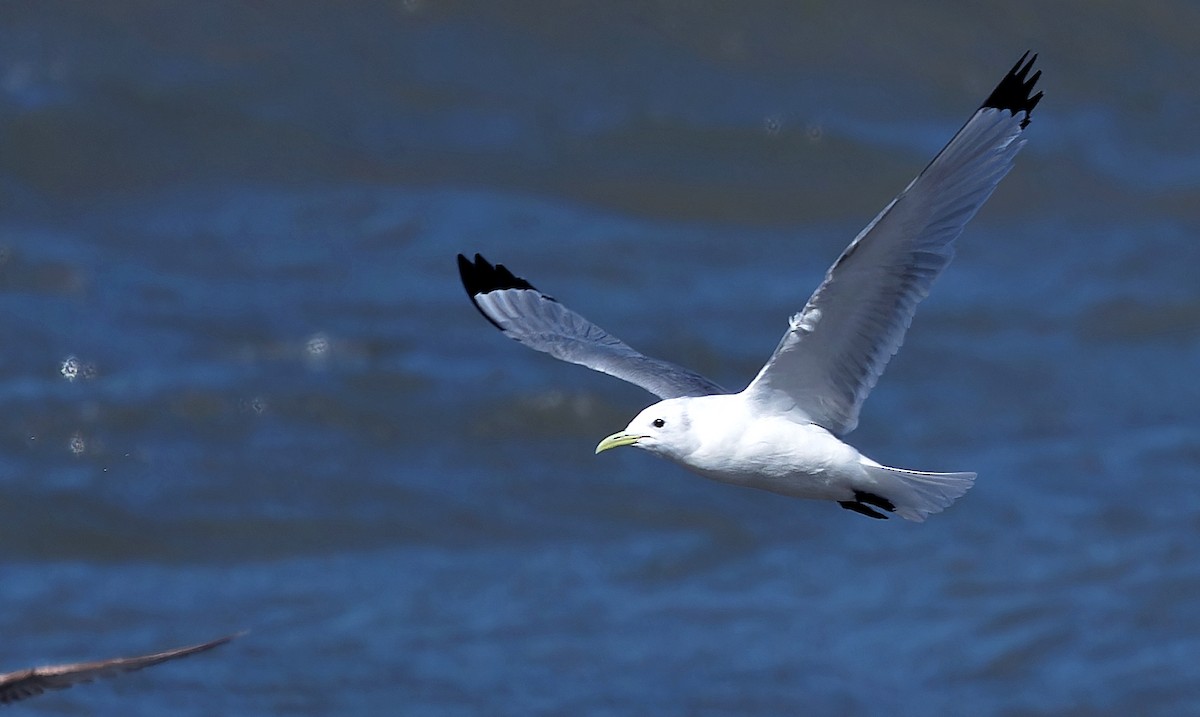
[458,254,726,399]
[743,53,1043,434]
[0,633,240,705]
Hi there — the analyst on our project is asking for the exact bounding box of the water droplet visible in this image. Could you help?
[241,396,268,415]
[764,114,784,137]
[60,356,80,381]
[68,432,86,455]
[306,333,330,357]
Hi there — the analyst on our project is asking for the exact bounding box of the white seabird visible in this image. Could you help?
[457,54,1043,521]
[0,633,240,705]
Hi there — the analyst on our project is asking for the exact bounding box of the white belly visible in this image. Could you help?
[678,416,868,501]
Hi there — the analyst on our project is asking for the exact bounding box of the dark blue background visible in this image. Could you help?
[2,2,1199,714]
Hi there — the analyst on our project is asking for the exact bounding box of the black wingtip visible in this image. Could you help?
[839,500,889,520]
[456,253,546,331]
[855,490,896,512]
[981,51,1044,129]
[457,253,538,296]
[838,491,896,520]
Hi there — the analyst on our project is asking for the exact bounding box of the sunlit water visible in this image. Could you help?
[2,2,1200,715]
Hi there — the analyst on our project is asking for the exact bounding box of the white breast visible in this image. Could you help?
[671,396,866,500]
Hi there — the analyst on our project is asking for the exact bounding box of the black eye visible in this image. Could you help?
[652,418,665,428]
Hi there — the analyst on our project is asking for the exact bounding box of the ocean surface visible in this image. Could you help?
[2,2,1199,715]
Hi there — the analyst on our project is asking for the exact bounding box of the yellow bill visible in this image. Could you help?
[595,432,645,454]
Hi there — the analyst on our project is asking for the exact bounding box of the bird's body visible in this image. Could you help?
[605,394,973,521]
[457,54,1043,522]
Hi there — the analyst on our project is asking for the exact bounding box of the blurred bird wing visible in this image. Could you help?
[0,633,241,705]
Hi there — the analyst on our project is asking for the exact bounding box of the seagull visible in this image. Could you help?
[457,54,1042,522]
[0,633,241,706]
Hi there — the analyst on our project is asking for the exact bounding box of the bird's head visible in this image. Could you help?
[594,398,699,460]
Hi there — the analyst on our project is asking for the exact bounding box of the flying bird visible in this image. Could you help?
[0,633,240,706]
[457,54,1043,521]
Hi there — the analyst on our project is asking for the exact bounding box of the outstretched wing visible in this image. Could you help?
[0,633,240,705]
[457,254,726,399]
[743,53,1043,434]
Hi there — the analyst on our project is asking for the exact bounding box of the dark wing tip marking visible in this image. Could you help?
[456,253,552,332]
[855,490,896,512]
[839,500,888,520]
[838,491,897,520]
[457,253,538,295]
[980,51,1044,129]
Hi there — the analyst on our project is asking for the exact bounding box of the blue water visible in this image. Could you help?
[2,2,1200,715]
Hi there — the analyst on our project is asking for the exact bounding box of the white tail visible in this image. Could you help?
[863,463,976,522]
